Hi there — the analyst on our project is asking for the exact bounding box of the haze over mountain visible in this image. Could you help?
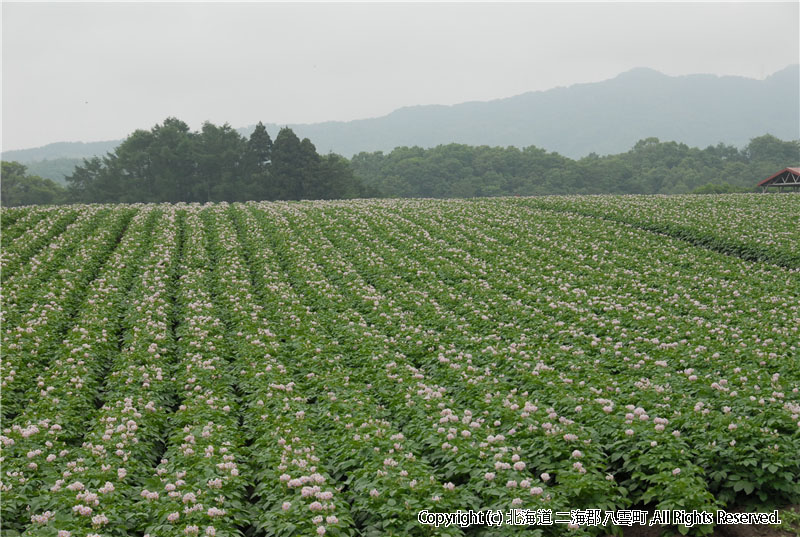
[4,65,798,183]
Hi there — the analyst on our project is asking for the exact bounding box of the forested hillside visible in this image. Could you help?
[24,158,85,186]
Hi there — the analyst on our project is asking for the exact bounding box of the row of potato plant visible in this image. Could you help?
[355,199,798,510]
[0,207,160,531]
[234,205,470,535]
[519,194,800,268]
[1,206,69,252]
[11,208,183,536]
[211,206,359,537]
[263,199,797,533]
[131,208,249,536]
[1,207,80,283]
[2,206,105,324]
[1,196,797,537]
[2,208,136,420]
[256,203,624,536]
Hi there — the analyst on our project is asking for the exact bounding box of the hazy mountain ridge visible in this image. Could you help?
[4,65,798,172]
[3,140,121,165]
[256,64,798,157]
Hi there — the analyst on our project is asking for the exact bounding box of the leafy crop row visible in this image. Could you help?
[1,196,798,537]
[520,194,800,268]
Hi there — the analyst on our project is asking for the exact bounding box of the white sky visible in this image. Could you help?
[2,1,798,151]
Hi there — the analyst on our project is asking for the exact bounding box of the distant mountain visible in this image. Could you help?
[23,158,85,186]
[3,140,121,164]
[256,65,799,158]
[3,65,798,175]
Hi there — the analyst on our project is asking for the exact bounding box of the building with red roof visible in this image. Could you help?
[758,167,800,192]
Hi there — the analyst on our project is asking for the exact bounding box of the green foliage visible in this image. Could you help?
[1,161,67,206]
[63,118,372,203]
[691,183,753,195]
[351,135,800,198]
[11,118,800,205]
[270,127,318,200]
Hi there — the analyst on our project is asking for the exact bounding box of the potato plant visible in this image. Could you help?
[2,195,798,536]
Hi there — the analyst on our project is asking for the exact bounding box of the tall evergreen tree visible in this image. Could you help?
[193,122,246,202]
[244,122,274,200]
[150,118,196,203]
[298,138,322,200]
[65,156,106,202]
[271,127,309,200]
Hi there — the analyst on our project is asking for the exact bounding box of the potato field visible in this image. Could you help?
[1,195,799,537]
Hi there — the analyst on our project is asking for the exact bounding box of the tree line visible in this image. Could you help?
[1,118,375,207]
[1,118,798,206]
[1,161,66,207]
[64,118,376,204]
[350,134,800,198]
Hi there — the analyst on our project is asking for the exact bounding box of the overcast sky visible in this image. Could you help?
[2,1,798,151]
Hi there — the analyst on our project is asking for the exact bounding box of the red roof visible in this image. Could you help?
[758,167,800,186]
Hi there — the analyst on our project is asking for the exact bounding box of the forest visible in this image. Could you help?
[1,117,798,206]
[350,134,799,197]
